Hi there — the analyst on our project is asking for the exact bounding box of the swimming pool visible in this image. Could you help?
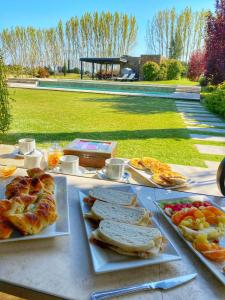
[37,80,200,100]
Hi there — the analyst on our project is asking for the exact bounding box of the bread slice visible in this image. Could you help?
[85,200,151,226]
[88,188,137,206]
[91,220,163,257]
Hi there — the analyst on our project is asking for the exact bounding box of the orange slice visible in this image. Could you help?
[0,166,17,178]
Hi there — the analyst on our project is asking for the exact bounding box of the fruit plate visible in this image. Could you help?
[79,188,181,274]
[128,163,194,190]
[0,176,70,243]
[154,195,225,285]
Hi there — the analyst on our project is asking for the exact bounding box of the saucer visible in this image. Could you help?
[52,166,86,176]
[97,168,130,183]
[13,147,40,158]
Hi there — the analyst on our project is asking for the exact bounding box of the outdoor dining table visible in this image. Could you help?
[0,167,225,300]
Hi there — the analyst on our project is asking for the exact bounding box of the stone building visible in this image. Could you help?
[120,54,163,79]
[80,55,163,80]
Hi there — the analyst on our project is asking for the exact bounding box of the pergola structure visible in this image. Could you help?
[80,57,128,79]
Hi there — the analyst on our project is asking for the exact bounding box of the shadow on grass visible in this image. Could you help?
[80,95,177,115]
[1,128,191,145]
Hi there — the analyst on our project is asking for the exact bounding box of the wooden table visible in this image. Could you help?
[0,168,225,300]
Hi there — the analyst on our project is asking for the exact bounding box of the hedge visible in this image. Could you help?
[204,83,225,118]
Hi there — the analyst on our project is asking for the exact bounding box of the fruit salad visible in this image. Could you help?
[159,199,225,262]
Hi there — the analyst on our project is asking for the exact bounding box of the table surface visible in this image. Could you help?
[0,168,225,300]
[0,144,221,196]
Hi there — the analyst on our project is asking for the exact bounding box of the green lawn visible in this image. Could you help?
[49,75,198,86]
[135,78,199,86]
[0,88,222,167]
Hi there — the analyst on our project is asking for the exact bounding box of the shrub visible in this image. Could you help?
[204,83,225,118]
[0,52,12,133]
[158,62,168,80]
[166,59,183,80]
[37,67,50,78]
[143,61,160,81]
[45,66,54,75]
[187,50,206,81]
[69,67,80,74]
[199,76,208,87]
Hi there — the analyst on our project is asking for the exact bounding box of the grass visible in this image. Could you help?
[136,78,199,86]
[1,88,223,167]
[51,76,198,86]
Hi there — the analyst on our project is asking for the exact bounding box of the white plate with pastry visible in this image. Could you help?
[128,157,193,189]
[79,187,180,273]
[0,168,70,243]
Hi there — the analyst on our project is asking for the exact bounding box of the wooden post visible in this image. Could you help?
[80,61,83,79]
[111,64,113,79]
[92,62,94,80]
[100,64,102,80]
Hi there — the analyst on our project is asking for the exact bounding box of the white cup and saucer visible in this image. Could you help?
[98,158,130,182]
[14,138,36,158]
[59,155,85,175]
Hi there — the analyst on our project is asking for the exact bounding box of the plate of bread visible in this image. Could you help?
[0,168,70,242]
[80,187,180,273]
[129,157,192,189]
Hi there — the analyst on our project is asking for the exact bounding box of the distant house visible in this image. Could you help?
[80,55,163,80]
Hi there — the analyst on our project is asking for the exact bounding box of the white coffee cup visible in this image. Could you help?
[60,155,79,174]
[24,150,42,169]
[18,138,36,155]
[105,158,125,180]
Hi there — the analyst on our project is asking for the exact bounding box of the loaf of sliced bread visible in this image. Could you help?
[88,188,137,206]
[91,220,164,258]
[85,200,151,226]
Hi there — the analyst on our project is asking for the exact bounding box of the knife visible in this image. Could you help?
[90,273,197,300]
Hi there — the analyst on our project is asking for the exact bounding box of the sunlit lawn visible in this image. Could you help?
[1,88,222,167]
[49,74,199,86]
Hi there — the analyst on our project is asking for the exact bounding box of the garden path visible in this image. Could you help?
[176,101,225,158]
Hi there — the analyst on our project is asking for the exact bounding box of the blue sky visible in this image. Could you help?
[0,0,215,55]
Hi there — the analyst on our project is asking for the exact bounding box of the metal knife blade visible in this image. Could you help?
[90,274,197,299]
[151,273,197,290]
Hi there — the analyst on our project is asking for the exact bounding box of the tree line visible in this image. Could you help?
[146,7,208,62]
[0,12,137,72]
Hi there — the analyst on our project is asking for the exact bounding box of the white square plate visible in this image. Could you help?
[79,189,181,274]
[128,164,194,190]
[0,176,70,243]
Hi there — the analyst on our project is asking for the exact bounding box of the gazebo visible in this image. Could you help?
[79,57,128,79]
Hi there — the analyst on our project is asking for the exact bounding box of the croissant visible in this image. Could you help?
[0,168,57,238]
[0,215,13,239]
[5,193,57,235]
[5,169,55,198]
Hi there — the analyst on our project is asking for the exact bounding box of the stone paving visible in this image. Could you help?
[176,101,225,163]
[190,134,225,142]
[195,144,225,155]
[185,121,225,128]
[187,126,225,134]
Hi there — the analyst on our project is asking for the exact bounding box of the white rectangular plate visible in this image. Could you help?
[79,189,181,274]
[154,195,225,285]
[0,176,70,243]
[128,164,193,190]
